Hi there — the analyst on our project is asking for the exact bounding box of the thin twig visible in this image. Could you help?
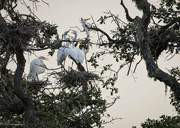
[133,57,143,73]
[127,54,135,76]
[106,96,120,108]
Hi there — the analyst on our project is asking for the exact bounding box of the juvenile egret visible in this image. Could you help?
[57,29,70,65]
[81,18,91,71]
[71,30,85,64]
[27,56,48,81]
[81,18,91,39]
[81,18,91,54]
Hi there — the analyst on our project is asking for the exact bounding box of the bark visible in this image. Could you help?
[0,45,10,74]
[0,10,36,127]
[0,13,11,74]
[13,45,36,127]
[130,0,180,98]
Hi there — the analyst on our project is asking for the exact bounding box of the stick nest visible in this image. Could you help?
[57,69,100,87]
[27,80,50,94]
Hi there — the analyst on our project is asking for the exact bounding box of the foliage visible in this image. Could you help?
[151,0,179,24]
[31,69,106,128]
[140,115,180,128]
[0,0,116,127]
[169,67,180,82]
[170,91,180,115]
[0,0,180,127]
[0,69,109,127]
[87,0,180,127]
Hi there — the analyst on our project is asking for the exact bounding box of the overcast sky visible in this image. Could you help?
[7,0,179,127]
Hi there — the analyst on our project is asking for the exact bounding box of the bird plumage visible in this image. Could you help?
[57,30,70,65]
[28,56,48,81]
[81,18,90,55]
[81,18,90,38]
[71,30,85,64]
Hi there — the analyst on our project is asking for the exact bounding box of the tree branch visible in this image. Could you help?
[0,45,11,74]
[120,0,134,22]
[86,25,138,47]
[86,25,114,42]
[100,38,138,47]
[13,45,36,128]
[159,17,180,33]
[131,0,180,98]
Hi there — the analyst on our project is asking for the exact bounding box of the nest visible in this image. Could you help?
[27,80,50,95]
[57,69,99,87]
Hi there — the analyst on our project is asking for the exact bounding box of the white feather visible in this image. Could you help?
[28,56,48,81]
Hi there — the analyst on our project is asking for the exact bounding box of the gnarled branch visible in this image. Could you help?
[13,45,36,127]
[124,0,180,98]
[120,0,134,22]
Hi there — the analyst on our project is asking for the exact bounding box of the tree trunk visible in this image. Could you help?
[13,45,36,128]
[133,0,180,99]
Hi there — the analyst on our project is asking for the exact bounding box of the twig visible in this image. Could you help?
[108,10,121,30]
[90,15,104,44]
[106,96,120,108]
[166,52,176,61]
[133,57,143,73]
[94,117,122,127]
[41,0,50,7]
[87,24,114,43]
[22,0,41,21]
[127,54,135,76]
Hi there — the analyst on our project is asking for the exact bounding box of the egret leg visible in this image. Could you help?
[71,61,74,69]
[36,72,39,82]
[63,60,66,68]
[85,55,88,72]
[31,76,35,82]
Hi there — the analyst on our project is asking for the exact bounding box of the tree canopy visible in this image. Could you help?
[0,0,180,127]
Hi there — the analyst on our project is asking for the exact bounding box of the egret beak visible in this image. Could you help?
[85,18,91,21]
[44,65,48,70]
[67,29,71,33]
[43,57,49,61]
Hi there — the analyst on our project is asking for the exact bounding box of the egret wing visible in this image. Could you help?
[57,47,67,65]
[65,48,78,63]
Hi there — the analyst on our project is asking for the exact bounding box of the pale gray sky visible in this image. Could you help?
[7,0,179,127]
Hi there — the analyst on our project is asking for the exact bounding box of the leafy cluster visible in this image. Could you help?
[140,115,180,128]
[88,0,180,127]
[34,69,107,128]
[0,68,109,127]
[0,0,180,127]
[0,0,114,128]
[169,67,180,82]
[151,0,179,25]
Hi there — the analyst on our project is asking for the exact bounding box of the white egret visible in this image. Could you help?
[81,18,91,39]
[81,18,91,55]
[27,56,48,81]
[57,29,70,66]
[81,18,91,72]
[71,30,85,64]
